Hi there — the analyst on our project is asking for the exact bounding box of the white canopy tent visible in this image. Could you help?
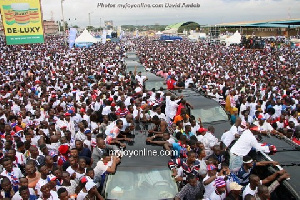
[75,29,98,46]
[225,31,241,46]
[155,31,163,35]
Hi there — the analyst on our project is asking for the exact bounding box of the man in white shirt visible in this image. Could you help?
[203,164,218,199]
[136,71,147,86]
[209,178,226,200]
[229,125,270,172]
[167,95,181,122]
[253,115,277,135]
[202,126,219,157]
[1,158,24,191]
[94,154,120,181]
[221,118,244,148]
[243,171,290,199]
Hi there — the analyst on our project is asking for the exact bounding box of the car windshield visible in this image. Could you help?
[191,106,228,124]
[145,80,166,91]
[105,169,178,200]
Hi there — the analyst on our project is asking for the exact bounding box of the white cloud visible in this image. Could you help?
[41,0,300,27]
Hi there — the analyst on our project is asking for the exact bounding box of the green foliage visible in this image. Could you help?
[86,26,95,31]
[121,25,167,32]
[178,22,200,33]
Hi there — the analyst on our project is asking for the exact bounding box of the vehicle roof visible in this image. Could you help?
[172,89,231,137]
[173,89,223,109]
[146,73,165,82]
[261,135,300,197]
[115,130,171,170]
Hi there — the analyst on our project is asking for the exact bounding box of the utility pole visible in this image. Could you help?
[88,13,91,26]
[61,0,66,46]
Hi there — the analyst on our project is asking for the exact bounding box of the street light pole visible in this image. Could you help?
[61,0,66,46]
[88,13,91,26]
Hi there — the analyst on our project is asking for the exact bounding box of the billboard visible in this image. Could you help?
[68,28,77,49]
[0,0,44,45]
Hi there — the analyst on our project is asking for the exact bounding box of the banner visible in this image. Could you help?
[120,30,124,40]
[68,28,77,48]
[102,30,106,44]
[0,0,44,45]
[136,30,139,38]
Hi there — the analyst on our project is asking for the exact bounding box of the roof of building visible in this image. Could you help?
[216,18,300,28]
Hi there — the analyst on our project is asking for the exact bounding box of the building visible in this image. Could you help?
[216,19,300,37]
[43,20,59,35]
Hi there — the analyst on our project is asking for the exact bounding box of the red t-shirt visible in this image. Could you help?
[167,79,176,90]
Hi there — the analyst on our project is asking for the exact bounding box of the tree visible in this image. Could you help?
[178,22,200,33]
[72,25,79,28]
[86,26,95,31]
[59,21,69,31]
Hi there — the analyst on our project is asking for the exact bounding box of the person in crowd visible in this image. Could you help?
[174,173,204,200]
[242,171,290,198]
[229,125,274,171]
[226,182,243,200]
[169,151,200,184]
[236,155,279,186]
[209,177,227,200]
[91,137,119,168]
[57,187,69,200]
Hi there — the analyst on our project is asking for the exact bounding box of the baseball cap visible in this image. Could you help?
[207,164,216,171]
[198,127,208,133]
[64,112,71,117]
[58,145,69,155]
[230,182,243,191]
[48,175,57,182]
[85,180,96,191]
[249,125,259,131]
[215,178,226,188]
[258,114,265,120]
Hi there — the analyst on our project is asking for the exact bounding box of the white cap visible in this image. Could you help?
[85,180,96,191]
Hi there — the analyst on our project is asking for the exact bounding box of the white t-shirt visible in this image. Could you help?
[253,121,274,132]
[197,135,204,143]
[16,151,26,165]
[94,159,113,177]
[102,106,112,116]
[1,168,23,183]
[203,174,216,199]
[167,137,175,144]
[221,130,235,147]
[230,130,270,156]
[168,100,180,119]
[75,130,86,141]
[209,190,226,200]
[242,182,261,199]
[76,191,88,200]
[191,124,200,135]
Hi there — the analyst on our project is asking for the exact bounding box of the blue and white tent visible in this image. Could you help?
[75,29,98,48]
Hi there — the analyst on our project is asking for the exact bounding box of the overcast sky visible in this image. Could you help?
[40,0,300,27]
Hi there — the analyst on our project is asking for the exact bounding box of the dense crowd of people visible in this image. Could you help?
[0,33,299,200]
